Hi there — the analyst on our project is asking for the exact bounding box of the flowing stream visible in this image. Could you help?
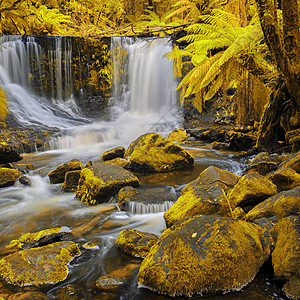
[0,35,285,299]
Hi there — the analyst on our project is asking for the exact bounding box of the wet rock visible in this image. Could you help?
[279,151,300,173]
[286,129,300,152]
[7,291,47,299]
[76,162,139,205]
[211,141,231,151]
[0,142,22,164]
[19,175,32,186]
[164,166,239,227]
[227,173,277,211]
[188,127,227,142]
[0,241,81,286]
[101,146,125,162]
[226,130,257,151]
[245,187,300,222]
[116,229,159,258]
[168,128,190,143]
[0,167,21,188]
[138,215,271,297]
[117,186,177,212]
[245,152,280,176]
[268,167,300,191]
[283,276,300,300]
[126,133,194,173]
[53,284,81,299]
[96,275,124,291]
[62,170,81,192]
[253,217,274,230]
[104,158,131,169]
[48,159,82,184]
[270,216,300,298]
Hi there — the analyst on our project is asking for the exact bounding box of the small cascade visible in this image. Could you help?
[128,201,174,214]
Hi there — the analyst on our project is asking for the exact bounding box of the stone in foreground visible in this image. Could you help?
[126,133,194,173]
[0,241,80,286]
[138,215,270,297]
[76,162,139,205]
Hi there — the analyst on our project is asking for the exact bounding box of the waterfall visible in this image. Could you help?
[128,201,175,214]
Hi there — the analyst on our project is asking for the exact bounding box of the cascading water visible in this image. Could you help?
[0,35,86,128]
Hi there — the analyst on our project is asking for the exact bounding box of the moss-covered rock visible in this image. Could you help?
[283,276,300,300]
[188,127,228,142]
[7,291,47,299]
[101,146,125,162]
[116,229,159,258]
[244,152,280,175]
[5,227,62,251]
[270,216,300,299]
[227,173,277,211]
[117,186,176,212]
[104,158,131,169]
[245,187,300,222]
[0,168,21,188]
[0,241,80,286]
[279,151,300,173]
[0,142,22,164]
[268,167,300,192]
[164,166,239,227]
[48,159,82,184]
[126,133,194,173]
[62,170,81,192]
[76,162,139,205]
[168,128,190,143]
[138,215,271,297]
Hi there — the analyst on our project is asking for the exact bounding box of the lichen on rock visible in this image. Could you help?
[0,241,81,286]
[0,167,21,188]
[138,215,271,297]
[126,133,194,173]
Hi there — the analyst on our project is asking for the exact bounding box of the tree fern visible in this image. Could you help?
[167,9,275,112]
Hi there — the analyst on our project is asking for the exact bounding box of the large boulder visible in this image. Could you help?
[245,187,300,222]
[226,130,257,151]
[138,215,271,297]
[126,133,194,173]
[164,166,239,228]
[0,167,21,188]
[117,186,177,213]
[0,241,80,286]
[270,216,300,299]
[76,162,140,205]
[0,142,22,164]
[48,159,82,184]
[116,229,159,258]
[227,173,277,211]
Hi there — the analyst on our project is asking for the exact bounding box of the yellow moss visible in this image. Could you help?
[138,216,270,297]
[6,227,61,249]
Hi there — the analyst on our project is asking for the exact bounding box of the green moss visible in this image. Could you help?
[0,168,21,188]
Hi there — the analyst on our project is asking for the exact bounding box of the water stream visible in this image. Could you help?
[0,36,285,299]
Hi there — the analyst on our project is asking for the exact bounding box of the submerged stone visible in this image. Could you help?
[0,167,21,188]
[48,159,82,184]
[164,166,239,227]
[117,185,177,213]
[0,241,80,286]
[116,229,159,258]
[138,215,270,297]
[96,275,124,291]
[126,133,194,173]
[76,162,139,205]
